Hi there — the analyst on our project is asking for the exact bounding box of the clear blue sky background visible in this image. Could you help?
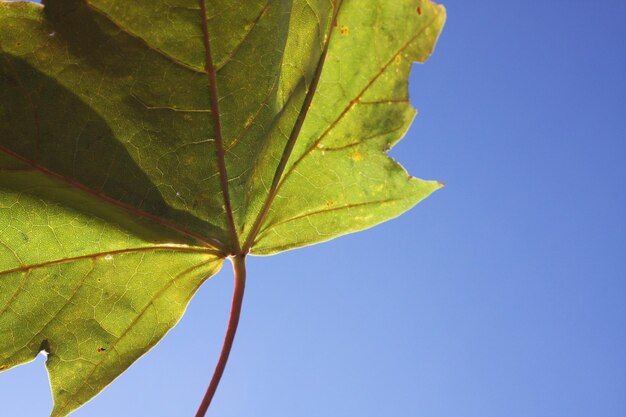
[2,1,625,416]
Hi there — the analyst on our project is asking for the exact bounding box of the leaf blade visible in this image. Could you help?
[1,0,233,248]
[0,0,445,414]
[0,155,223,416]
[250,0,446,253]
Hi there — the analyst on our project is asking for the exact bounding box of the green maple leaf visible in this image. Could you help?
[0,0,445,415]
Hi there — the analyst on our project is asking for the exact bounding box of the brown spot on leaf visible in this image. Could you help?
[340,25,349,36]
[97,346,107,353]
[417,6,422,15]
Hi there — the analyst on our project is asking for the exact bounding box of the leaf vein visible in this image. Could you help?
[0,145,221,249]
[215,0,271,72]
[276,12,443,194]
[255,198,400,243]
[242,0,343,252]
[199,0,240,253]
[81,2,205,75]
[0,246,218,278]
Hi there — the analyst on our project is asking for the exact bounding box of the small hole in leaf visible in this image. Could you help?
[39,339,51,358]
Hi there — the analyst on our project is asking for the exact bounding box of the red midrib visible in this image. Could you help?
[0,144,222,250]
[198,0,241,254]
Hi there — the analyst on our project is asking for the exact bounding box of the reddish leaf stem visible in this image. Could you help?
[195,255,247,417]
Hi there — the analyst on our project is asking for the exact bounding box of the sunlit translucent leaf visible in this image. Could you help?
[0,0,445,415]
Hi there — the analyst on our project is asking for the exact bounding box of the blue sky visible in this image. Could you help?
[2,1,626,416]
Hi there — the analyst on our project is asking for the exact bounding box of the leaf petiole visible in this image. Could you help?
[195,254,247,417]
